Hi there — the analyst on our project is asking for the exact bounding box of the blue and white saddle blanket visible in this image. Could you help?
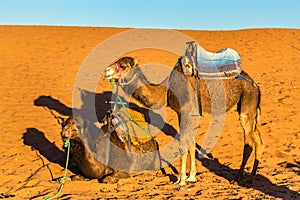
[184,41,242,78]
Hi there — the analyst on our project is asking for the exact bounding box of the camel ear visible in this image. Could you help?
[131,58,138,67]
[180,56,194,76]
[180,56,189,68]
[57,116,66,125]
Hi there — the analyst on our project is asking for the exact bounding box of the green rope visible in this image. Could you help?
[109,79,150,135]
[44,140,71,200]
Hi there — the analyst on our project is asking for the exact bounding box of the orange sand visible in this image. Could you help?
[0,26,299,199]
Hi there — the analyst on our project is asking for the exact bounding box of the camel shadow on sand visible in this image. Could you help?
[24,90,179,176]
[197,152,300,199]
[33,90,178,139]
[25,90,300,199]
[22,128,79,176]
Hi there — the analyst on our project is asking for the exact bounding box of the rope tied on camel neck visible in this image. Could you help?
[44,139,71,200]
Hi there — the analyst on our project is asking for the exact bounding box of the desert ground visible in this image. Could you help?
[0,25,299,199]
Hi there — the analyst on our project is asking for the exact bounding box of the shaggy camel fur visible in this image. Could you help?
[103,56,263,186]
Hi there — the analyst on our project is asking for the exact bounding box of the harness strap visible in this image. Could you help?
[196,75,203,116]
[115,63,138,86]
[117,73,137,86]
[236,73,258,87]
[186,41,203,116]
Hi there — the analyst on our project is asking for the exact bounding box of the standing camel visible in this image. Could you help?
[103,56,263,186]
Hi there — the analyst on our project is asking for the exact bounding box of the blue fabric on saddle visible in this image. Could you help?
[184,41,242,78]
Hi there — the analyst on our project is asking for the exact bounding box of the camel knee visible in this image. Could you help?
[179,136,194,154]
[240,112,257,135]
[239,113,249,128]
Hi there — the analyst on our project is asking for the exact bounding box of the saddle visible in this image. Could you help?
[184,41,242,78]
[107,107,153,146]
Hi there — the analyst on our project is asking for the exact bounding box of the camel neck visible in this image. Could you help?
[120,67,150,95]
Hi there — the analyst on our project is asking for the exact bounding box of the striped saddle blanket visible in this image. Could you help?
[184,41,242,78]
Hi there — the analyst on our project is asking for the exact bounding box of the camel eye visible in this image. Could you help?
[120,64,127,69]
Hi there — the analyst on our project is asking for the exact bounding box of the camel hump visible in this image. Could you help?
[184,41,242,78]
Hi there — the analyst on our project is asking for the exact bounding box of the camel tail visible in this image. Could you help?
[255,86,261,130]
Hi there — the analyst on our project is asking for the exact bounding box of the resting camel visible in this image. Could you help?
[59,111,159,183]
[103,56,263,186]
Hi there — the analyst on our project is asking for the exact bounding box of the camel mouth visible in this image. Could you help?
[103,67,118,80]
[61,135,70,141]
[103,72,113,79]
[104,74,119,81]
[103,74,113,80]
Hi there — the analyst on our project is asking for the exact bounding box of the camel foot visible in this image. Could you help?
[101,175,118,184]
[175,177,187,186]
[71,174,88,181]
[178,180,187,186]
[230,179,240,186]
[186,176,197,183]
[101,171,129,184]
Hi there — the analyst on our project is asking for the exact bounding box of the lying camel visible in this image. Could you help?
[59,108,160,183]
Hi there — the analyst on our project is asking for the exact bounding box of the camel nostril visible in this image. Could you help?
[61,130,72,140]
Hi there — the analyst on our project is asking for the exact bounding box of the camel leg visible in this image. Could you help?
[176,109,195,186]
[236,107,264,185]
[249,110,264,183]
[176,141,197,185]
[232,113,255,184]
[175,112,188,186]
[186,140,197,183]
[101,170,130,184]
[233,143,253,184]
[71,174,89,181]
[176,150,188,186]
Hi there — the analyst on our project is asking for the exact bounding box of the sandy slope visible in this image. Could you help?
[0,25,299,199]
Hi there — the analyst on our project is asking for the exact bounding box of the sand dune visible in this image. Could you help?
[0,25,299,199]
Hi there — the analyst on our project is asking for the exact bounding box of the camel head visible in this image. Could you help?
[61,116,80,141]
[180,56,196,76]
[103,57,138,81]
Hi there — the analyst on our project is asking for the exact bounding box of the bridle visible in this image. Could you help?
[115,63,138,86]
